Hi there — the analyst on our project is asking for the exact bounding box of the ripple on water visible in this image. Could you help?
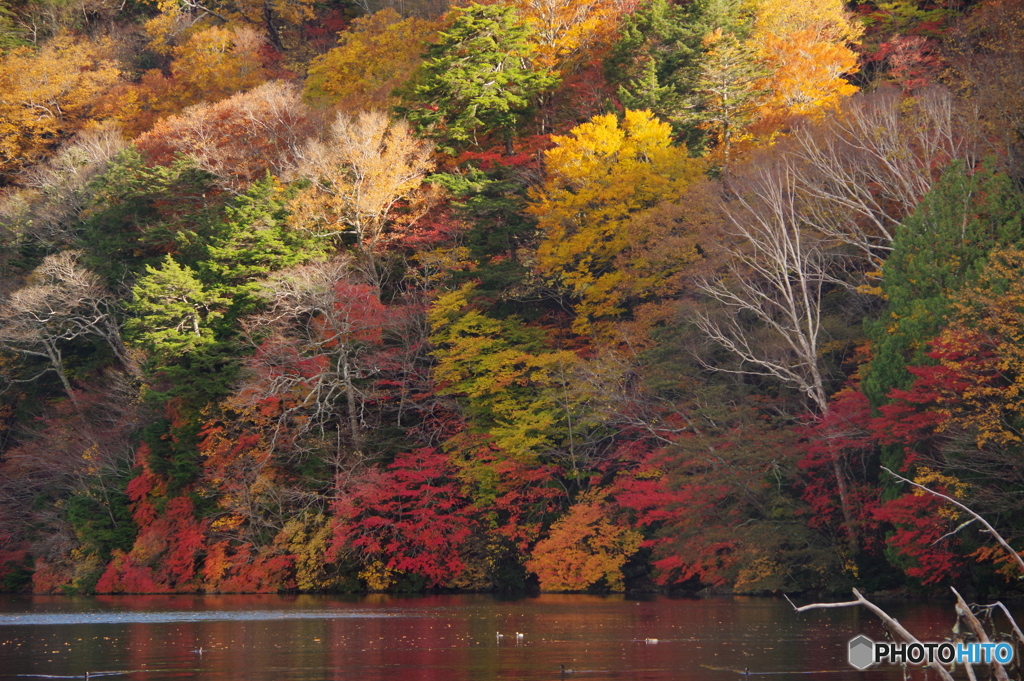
[0,610,407,626]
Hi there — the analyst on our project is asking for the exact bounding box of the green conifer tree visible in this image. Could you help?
[201,175,324,322]
[604,0,750,150]
[126,255,228,360]
[396,3,559,155]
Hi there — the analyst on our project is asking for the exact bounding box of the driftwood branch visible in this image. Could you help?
[881,466,1024,576]
[786,588,955,681]
[952,587,1010,681]
[992,602,1024,644]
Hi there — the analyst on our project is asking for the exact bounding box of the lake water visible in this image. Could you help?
[0,593,961,680]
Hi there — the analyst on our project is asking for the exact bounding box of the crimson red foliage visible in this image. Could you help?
[873,491,966,584]
[329,448,477,587]
[797,386,883,549]
[97,475,208,593]
[614,447,741,587]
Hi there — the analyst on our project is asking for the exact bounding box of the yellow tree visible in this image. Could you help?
[0,36,122,180]
[428,283,582,462]
[304,9,440,112]
[511,0,630,69]
[749,0,861,129]
[290,111,435,286]
[529,109,704,335]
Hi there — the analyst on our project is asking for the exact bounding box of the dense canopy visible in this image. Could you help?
[1,0,1023,599]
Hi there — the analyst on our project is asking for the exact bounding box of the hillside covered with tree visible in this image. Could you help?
[1,0,1023,597]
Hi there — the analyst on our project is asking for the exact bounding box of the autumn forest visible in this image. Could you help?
[0,0,1022,597]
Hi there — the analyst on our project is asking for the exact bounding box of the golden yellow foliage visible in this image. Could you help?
[359,559,397,592]
[428,283,580,460]
[732,553,783,592]
[511,0,629,69]
[278,514,338,591]
[304,9,440,111]
[0,36,122,179]
[290,110,434,254]
[752,0,862,43]
[937,247,1024,448]
[530,110,704,335]
[749,0,861,130]
[912,467,969,521]
[103,26,270,137]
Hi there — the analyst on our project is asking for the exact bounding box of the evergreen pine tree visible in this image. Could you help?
[201,175,324,323]
[604,0,750,150]
[126,255,229,360]
[395,3,559,154]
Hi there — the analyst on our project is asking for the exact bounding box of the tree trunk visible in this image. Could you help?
[342,355,363,452]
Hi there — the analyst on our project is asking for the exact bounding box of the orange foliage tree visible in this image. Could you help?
[525,488,641,592]
[105,26,271,138]
[0,36,122,180]
[749,0,861,132]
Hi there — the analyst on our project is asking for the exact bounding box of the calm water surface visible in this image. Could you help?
[0,593,960,680]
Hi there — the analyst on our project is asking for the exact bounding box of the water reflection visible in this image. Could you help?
[0,594,959,680]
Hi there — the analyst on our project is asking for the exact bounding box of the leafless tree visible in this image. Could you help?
[788,85,980,267]
[0,367,143,568]
[695,154,839,414]
[693,153,863,546]
[233,257,405,459]
[0,124,125,253]
[0,251,137,403]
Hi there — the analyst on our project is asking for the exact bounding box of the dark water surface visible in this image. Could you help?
[0,593,958,680]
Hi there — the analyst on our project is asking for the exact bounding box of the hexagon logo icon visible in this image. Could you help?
[848,635,875,670]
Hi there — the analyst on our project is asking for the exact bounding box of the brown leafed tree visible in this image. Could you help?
[946,0,1024,170]
[135,80,318,191]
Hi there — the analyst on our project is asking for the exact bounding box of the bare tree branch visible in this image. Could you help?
[951,587,1011,681]
[881,466,1024,576]
[786,588,955,681]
